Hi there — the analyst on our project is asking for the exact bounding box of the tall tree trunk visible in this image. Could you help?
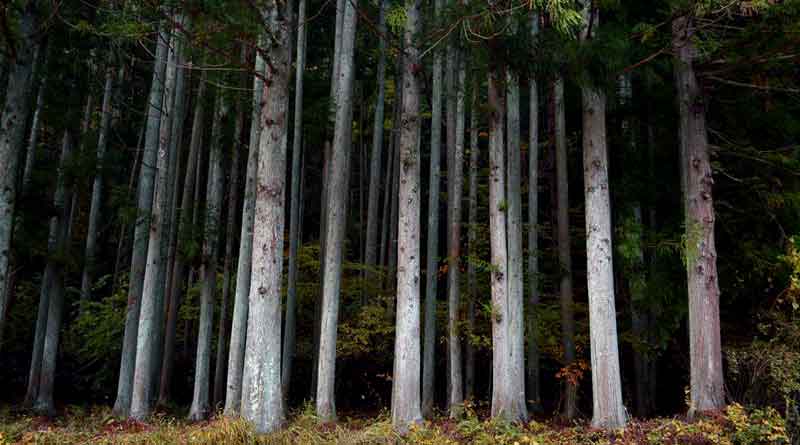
[31,130,74,416]
[555,76,577,420]
[282,0,308,403]
[446,47,466,417]
[80,64,116,304]
[130,25,178,419]
[0,2,38,355]
[672,13,724,416]
[188,91,229,421]
[225,49,265,416]
[21,43,47,196]
[380,66,401,270]
[112,22,169,418]
[240,5,291,432]
[364,0,387,282]
[422,0,444,417]
[112,123,145,291]
[159,69,205,406]
[526,13,542,414]
[315,0,358,421]
[464,82,478,400]
[213,75,244,409]
[391,0,423,431]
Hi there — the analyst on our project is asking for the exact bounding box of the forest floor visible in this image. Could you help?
[0,402,790,444]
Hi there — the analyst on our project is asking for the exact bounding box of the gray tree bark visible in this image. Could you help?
[21,43,47,195]
[112,23,169,418]
[282,0,308,403]
[31,131,75,416]
[555,76,577,420]
[526,13,542,414]
[421,0,444,418]
[224,48,265,416]
[672,13,725,417]
[130,26,178,419]
[0,2,38,356]
[315,0,358,421]
[464,83,478,400]
[391,0,423,431]
[188,91,229,421]
[240,4,291,432]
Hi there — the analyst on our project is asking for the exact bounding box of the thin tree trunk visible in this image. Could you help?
[364,0,387,285]
[0,2,38,356]
[526,13,542,414]
[380,67,402,270]
[31,130,74,416]
[464,82,478,400]
[505,45,528,421]
[422,0,444,417]
[21,43,47,195]
[188,91,229,421]
[130,25,178,419]
[240,4,291,431]
[672,13,724,416]
[112,22,169,418]
[112,124,145,290]
[391,0,423,430]
[213,75,244,409]
[446,48,466,417]
[80,64,116,304]
[554,76,577,420]
[225,49,265,416]
[282,0,308,403]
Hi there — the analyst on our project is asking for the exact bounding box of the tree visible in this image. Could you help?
[465,82,479,400]
[391,0,423,431]
[672,10,724,417]
[240,0,292,431]
[578,2,626,430]
[315,0,358,421]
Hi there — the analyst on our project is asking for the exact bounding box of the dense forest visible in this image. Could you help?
[0,0,799,443]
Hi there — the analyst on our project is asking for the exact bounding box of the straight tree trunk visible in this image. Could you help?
[391,0,423,430]
[31,131,75,416]
[225,49,265,416]
[364,0,387,280]
[526,13,542,414]
[188,91,229,421]
[213,76,245,409]
[282,0,308,403]
[446,48,466,417]
[112,123,145,291]
[315,0,358,421]
[130,26,178,419]
[79,64,116,303]
[672,13,724,416]
[159,69,205,406]
[0,2,38,355]
[554,76,577,420]
[240,4,291,432]
[464,83,478,400]
[422,0,444,416]
[21,43,47,195]
[113,23,169,418]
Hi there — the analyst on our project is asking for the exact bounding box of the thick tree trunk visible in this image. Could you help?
[421,0,444,417]
[225,50,265,416]
[80,65,116,304]
[446,48,466,418]
[526,13,542,414]
[159,69,205,407]
[130,26,178,419]
[0,2,38,356]
[315,0,358,421]
[364,0,387,280]
[188,91,229,422]
[554,76,577,419]
[505,34,528,421]
[31,130,74,416]
[464,83,478,400]
[282,0,307,403]
[112,23,169,418]
[672,14,725,417]
[391,0,423,431]
[240,6,291,432]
